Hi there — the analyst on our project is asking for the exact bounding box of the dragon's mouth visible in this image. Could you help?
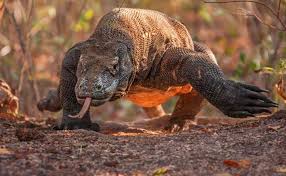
[77,97,110,106]
[71,90,124,119]
[69,97,110,119]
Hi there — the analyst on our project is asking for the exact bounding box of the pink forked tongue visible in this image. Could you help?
[69,97,92,119]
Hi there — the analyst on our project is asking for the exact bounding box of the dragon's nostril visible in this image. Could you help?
[94,84,103,91]
[79,79,87,91]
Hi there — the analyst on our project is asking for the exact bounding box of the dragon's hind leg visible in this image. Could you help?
[166,90,205,132]
[143,105,165,118]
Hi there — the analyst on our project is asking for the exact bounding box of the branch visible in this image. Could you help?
[204,0,286,31]
[238,8,285,31]
[277,0,281,16]
[5,8,26,54]
[204,0,277,15]
[5,7,28,96]
[119,0,126,8]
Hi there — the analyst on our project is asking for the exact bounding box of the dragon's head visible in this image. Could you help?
[75,42,133,106]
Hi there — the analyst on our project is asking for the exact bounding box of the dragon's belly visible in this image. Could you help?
[125,84,192,107]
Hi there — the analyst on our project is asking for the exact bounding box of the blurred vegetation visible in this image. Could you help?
[0,0,285,120]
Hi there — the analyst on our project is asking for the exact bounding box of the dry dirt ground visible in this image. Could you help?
[0,111,286,176]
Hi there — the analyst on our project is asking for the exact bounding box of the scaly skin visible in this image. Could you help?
[38,8,277,131]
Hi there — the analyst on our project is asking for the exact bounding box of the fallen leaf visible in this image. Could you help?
[153,167,169,176]
[0,148,14,159]
[0,80,19,115]
[276,78,286,101]
[267,125,282,131]
[238,160,251,169]
[0,112,17,120]
[224,160,240,168]
[215,173,232,176]
[0,148,13,155]
[275,166,286,173]
[223,159,251,169]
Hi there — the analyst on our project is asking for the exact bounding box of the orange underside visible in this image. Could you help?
[126,84,193,107]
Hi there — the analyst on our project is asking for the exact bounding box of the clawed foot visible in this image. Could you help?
[164,118,189,132]
[217,80,278,118]
[53,118,100,131]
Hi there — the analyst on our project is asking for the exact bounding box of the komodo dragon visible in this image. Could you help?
[38,8,278,131]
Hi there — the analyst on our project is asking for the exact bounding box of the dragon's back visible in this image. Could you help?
[91,8,194,77]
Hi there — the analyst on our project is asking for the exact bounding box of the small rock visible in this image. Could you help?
[103,160,119,167]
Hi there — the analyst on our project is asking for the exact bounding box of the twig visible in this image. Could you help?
[277,0,281,16]
[204,0,286,31]
[78,0,87,18]
[0,0,5,23]
[237,8,285,31]
[26,0,34,23]
[204,0,276,14]
[17,61,26,95]
[119,0,126,8]
[270,34,283,66]
[250,12,284,31]
[116,0,126,13]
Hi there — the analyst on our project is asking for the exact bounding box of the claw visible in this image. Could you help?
[244,100,279,108]
[239,82,269,93]
[247,91,277,104]
[220,80,277,118]
[230,111,255,118]
[271,102,279,107]
[244,107,272,114]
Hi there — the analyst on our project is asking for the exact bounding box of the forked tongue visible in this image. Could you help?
[69,97,92,119]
